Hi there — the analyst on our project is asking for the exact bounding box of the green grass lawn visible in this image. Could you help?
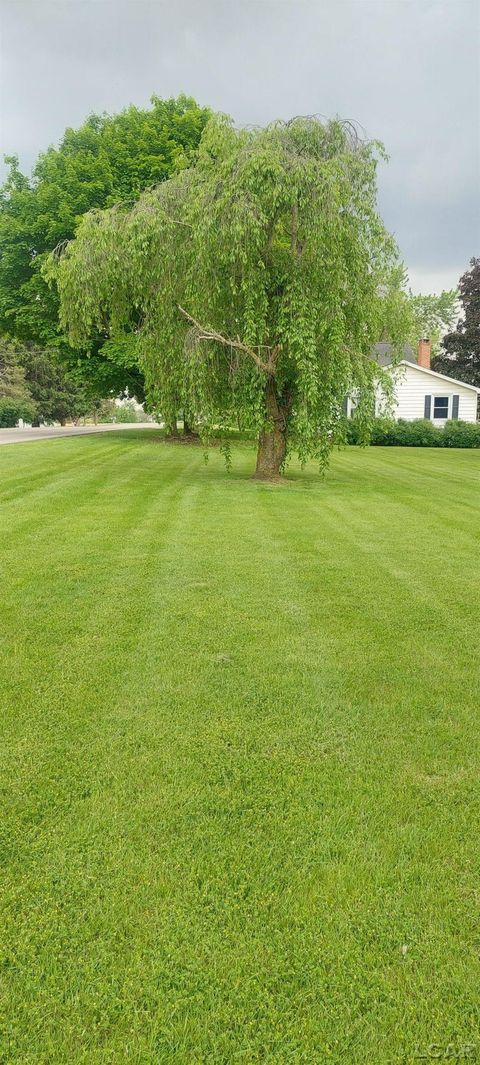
[1,432,479,1064]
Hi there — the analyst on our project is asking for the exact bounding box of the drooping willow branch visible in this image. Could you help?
[178,306,281,376]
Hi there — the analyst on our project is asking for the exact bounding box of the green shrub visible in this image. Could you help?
[392,418,443,447]
[0,396,36,428]
[343,416,374,445]
[343,417,358,445]
[441,420,480,448]
[369,417,398,445]
[346,415,479,448]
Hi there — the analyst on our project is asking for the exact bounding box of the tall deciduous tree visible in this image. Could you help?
[0,94,210,401]
[50,115,410,478]
[408,289,458,355]
[433,258,480,387]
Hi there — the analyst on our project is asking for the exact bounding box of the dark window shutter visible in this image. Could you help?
[342,397,348,415]
[424,395,431,419]
[452,395,459,420]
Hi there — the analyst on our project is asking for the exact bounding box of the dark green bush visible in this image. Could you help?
[391,419,443,447]
[346,416,480,448]
[344,417,381,445]
[343,417,358,445]
[441,420,480,448]
[0,397,36,428]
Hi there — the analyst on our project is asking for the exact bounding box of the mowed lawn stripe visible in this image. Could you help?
[1,436,479,1063]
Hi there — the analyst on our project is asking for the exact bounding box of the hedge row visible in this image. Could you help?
[0,397,36,428]
[346,417,480,448]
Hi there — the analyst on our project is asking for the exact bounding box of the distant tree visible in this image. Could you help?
[100,398,141,424]
[20,346,90,425]
[0,94,211,398]
[50,114,410,478]
[408,289,458,355]
[0,336,37,425]
[433,258,480,387]
[0,337,91,424]
[0,335,31,401]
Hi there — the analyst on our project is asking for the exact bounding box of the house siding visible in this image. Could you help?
[377,364,478,423]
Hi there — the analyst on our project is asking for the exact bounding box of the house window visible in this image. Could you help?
[433,396,450,419]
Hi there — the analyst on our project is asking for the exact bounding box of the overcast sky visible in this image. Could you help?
[1,0,479,293]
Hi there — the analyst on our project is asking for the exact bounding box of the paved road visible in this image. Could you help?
[0,423,159,446]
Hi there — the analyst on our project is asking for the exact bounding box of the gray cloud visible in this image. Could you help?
[1,0,479,292]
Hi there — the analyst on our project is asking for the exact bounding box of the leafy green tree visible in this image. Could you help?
[53,333,145,410]
[100,399,141,424]
[433,258,480,387]
[0,336,37,425]
[408,289,457,355]
[0,94,210,397]
[0,335,31,401]
[50,115,411,478]
[21,346,91,424]
[0,336,91,424]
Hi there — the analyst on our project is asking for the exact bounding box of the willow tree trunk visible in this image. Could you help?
[254,378,289,480]
[183,415,198,437]
[166,416,179,437]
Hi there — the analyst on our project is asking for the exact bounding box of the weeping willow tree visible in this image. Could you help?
[47,114,410,479]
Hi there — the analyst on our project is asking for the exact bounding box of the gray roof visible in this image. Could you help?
[371,342,415,367]
[370,343,480,391]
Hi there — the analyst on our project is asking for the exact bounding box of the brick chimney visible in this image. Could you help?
[417,338,431,369]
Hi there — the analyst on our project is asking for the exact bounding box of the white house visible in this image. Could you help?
[346,339,480,424]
